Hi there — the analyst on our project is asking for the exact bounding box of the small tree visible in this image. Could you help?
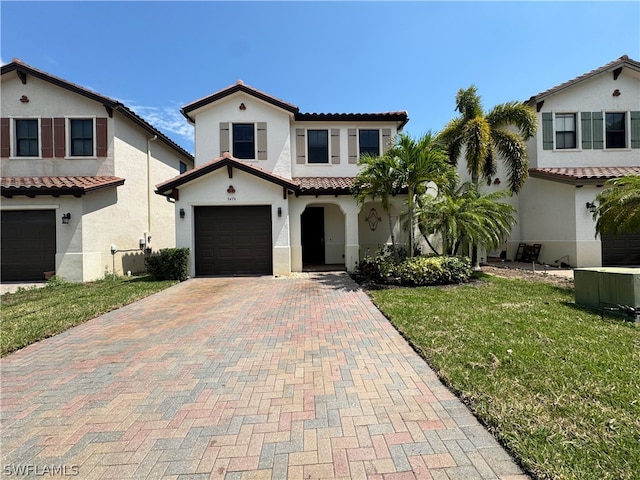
[416,182,517,256]
[593,175,640,236]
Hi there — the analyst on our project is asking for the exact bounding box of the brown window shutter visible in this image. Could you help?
[0,118,10,158]
[257,122,267,160]
[331,129,340,164]
[382,129,392,153]
[348,129,357,163]
[220,122,230,155]
[41,118,53,158]
[296,128,306,164]
[54,118,66,158]
[96,118,108,157]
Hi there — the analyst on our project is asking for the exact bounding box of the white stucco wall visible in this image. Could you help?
[173,168,290,277]
[529,70,640,169]
[1,72,191,281]
[190,92,293,177]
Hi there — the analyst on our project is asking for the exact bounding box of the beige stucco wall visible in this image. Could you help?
[1,72,192,281]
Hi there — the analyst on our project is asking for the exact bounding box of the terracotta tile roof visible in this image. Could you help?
[181,81,409,129]
[529,166,640,184]
[2,59,193,162]
[526,55,640,104]
[156,153,299,195]
[293,177,355,194]
[1,176,125,197]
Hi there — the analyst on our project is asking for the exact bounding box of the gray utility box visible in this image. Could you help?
[574,267,640,310]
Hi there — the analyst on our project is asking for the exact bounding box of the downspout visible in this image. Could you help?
[147,135,158,238]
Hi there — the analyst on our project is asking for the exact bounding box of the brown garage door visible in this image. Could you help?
[1,210,56,281]
[602,233,640,266]
[194,206,272,275]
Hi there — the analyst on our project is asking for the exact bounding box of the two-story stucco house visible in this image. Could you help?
[155,81,408,276]
[1,60,194,282]
[505,55,640,268]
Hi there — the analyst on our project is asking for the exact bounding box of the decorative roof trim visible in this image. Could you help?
[1,59,194,162]
[155,153,299,196]
[181,81,300,122]
[528,167,640,185]
[526,55,640,105]
[1,176,125,198]
[295,112,409,129]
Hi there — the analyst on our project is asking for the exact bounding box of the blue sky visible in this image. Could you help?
[2,1,639,154]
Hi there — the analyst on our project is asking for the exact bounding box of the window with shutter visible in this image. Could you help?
[220,122,230,155]
[592,112,604,149]
[359,129,380,156]
[15,119,39,157]
[581,112,592,149]
[542,113,553,150]
[348,129,357,164]
[631,112,640,149]
[257,122,267,160]
[70,119,94,156]
[554,113,576,149]
[41,118,53,158]
[331,129,340,164]
[296,129,306,164]
[605,112,626,149]
[233,123,255,159]
[308,130,329,164]
[0,118,10,158]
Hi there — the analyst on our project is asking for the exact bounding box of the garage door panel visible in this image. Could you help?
[195,206,272,275]
[602,233,640,266]
[1,210,56,281]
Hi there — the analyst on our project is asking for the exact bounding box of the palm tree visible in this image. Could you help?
[351,153,404,262]
[594,175,640,236]
[386,132,457,256]
[416,182,517,256]
[439,85,537,193]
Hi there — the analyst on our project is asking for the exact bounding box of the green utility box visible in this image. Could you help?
[574,267,640,312]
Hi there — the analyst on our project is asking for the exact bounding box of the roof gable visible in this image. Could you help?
[1,59,193,162]
[156,152,299,196]
[526,55,640,107]
[181,81,299,122]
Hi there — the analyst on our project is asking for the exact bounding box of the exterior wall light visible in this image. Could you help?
[277,207,282,217]
[586,202,597,213]
[61,212,71,224]
[179,208,185,218]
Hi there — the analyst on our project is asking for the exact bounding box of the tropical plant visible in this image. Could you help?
[439,85,537,193]
[593,175,640,236]
[386,132,458,256]
[415,181,517,256]
[352,153,404,262]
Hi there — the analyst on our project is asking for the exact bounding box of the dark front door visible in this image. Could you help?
[302,207,325,265]
[1,210,56,281]
[194,206,272,276]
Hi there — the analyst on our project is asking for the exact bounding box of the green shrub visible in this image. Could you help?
[144,248,190,281]
[396,255,472,286]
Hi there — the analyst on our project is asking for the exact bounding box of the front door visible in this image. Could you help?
[302,207,325,265]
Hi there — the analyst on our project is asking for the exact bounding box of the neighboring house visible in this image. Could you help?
[474,56,640,268]
[1,60,194,282]
[515,55,640,267]
[156,81,408,276]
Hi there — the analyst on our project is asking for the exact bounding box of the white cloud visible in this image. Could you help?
[126,101,194,151]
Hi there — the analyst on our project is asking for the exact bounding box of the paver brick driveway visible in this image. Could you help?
[1,273,528,479]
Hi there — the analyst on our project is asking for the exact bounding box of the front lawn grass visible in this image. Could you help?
[1,276,177,356]
[369,274,639,480]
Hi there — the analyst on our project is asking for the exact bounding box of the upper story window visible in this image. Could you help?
[70,119,94,156]
[15,119,39,157]
[233,123,255,159]
[179,161,187,174]
[554,113,576,149]
[308,130,329,164]
[605,112,626,149]
[359,130,380,157]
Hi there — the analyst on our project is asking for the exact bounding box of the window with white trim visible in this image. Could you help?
[233,123,255,159]
[70,118,94,156]
[555,113,576,149]
[15,119,39,157]
[307,129,329,164]
[605,112,626,149]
